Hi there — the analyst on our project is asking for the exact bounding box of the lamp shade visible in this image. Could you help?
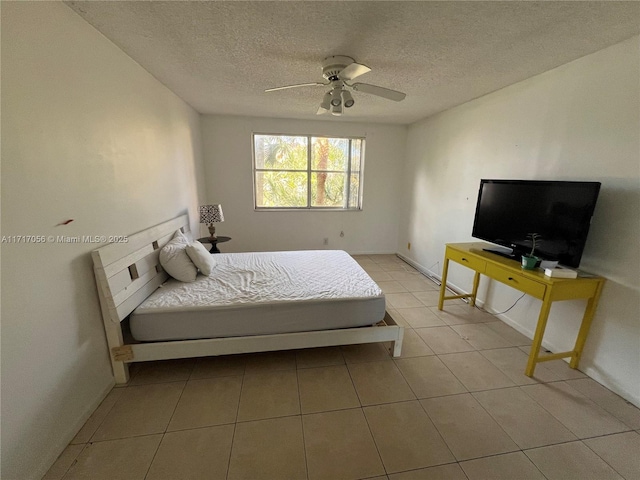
[199,204,224,224]
[330,88,342,107]
[341,90,355,108]
[320,91,332,111]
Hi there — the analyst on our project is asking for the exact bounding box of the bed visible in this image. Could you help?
[92,214,404,384]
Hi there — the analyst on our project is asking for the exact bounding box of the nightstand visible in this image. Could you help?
[198,236,231,253]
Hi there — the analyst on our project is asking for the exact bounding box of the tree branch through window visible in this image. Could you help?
[253,134,365,210]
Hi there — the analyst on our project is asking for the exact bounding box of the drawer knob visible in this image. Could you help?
[462,258,468,262]
[508,277,515,281]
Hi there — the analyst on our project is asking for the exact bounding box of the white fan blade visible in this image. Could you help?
[265,82,326,92]
[339,62,371,81]
[351,83,406,101]
[316,106,329,115]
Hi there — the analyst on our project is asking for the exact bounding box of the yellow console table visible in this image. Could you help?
[438,243,605,377]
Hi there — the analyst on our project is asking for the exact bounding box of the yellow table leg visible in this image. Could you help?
[438,258,450,310]
[525,291,554,377]
[470,271,481,306]
[569,280,605,369]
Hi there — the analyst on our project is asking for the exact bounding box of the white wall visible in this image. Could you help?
[1,3,206,479]
[201,116,406,254]
[398,37,640,406]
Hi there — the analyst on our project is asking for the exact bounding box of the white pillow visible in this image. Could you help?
[186,241,216,276]
[159,230,197,282]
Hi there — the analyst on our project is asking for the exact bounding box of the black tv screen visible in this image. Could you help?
[472,180,601,268]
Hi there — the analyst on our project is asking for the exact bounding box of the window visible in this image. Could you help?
[253,134,365,210]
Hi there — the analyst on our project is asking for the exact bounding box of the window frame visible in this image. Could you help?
[252,133,366,211]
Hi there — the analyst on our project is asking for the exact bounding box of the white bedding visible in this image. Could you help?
[130,250,385,341]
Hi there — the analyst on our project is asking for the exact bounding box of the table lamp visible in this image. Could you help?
[199,204,224,240]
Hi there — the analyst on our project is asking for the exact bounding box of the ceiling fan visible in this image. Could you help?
[265,55,406,116]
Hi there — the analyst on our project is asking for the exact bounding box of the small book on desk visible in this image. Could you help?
[544,266,578,279]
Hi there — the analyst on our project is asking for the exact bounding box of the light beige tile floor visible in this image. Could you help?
[45,254,640,480]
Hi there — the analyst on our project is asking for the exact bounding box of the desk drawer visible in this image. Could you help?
[485,264,546,299]
[447,248,486,272]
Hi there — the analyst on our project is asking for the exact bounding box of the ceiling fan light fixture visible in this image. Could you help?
[264,55,406,116]
[341,90,355,108]
[330,88,342,107]
[320,91,332,110]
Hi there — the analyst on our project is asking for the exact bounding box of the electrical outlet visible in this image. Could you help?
[408,242,411,250]
[323,238,329,245]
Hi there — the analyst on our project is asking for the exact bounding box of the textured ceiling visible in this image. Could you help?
[65,1,640,125]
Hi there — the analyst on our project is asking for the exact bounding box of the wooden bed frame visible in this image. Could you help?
[92,214,404,384]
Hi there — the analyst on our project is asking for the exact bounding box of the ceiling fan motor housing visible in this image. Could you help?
[322,55,355,81]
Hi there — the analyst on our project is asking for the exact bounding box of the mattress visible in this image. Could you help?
[129,250,385,341]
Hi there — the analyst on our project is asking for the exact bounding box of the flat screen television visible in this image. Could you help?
[472,180,601,268]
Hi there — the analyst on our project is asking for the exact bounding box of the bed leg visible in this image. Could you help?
[112,361,130,385]
[391,328,404,357]
[104,328,130,384]
[94,264,132,384]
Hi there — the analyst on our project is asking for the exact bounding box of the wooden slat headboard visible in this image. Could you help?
[92,214,190,323]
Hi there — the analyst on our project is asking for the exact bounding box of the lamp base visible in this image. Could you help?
[207,224,217,241]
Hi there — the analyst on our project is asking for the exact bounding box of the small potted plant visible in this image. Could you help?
[521,233,541,270]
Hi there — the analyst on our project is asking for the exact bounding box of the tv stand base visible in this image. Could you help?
[483,248,521,262]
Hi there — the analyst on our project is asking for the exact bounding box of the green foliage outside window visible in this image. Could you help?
[253,134,364,209]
